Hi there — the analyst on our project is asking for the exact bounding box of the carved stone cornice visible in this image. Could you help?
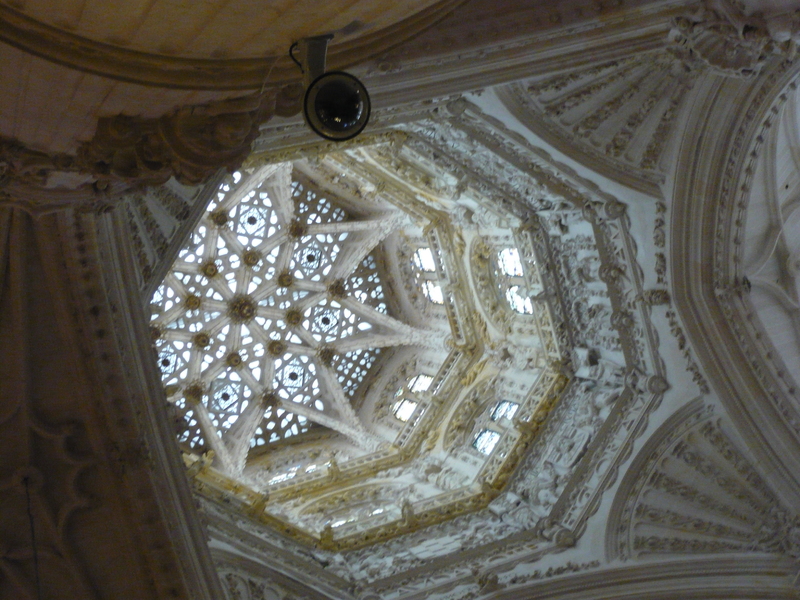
[0,0,466,90]
[358,0,684,107]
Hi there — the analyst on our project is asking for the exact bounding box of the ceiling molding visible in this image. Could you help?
[496,555,799,600]
[356,2,685,106]
[0,0,465,90]
[172,98,674,599]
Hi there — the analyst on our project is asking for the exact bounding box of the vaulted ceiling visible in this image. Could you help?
[2,1,800,600]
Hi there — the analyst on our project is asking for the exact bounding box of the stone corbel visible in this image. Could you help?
[77,88,285,186]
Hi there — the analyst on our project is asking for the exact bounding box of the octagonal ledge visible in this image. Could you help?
[150,115,665,557]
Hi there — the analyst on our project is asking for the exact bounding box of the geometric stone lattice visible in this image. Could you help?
[150,163,426,476]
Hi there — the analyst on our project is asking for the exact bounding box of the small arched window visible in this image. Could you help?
[413,247,444,304]
[391,374,433,422]
[497,247,533,314]
[498,248,524,277]
[472,429,501,455]
[491,400,519,421]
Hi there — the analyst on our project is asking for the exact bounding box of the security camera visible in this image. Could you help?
[294,36,371,142]
[304,71,370,141]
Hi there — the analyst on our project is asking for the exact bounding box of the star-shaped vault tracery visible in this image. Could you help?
[150,163,438,475]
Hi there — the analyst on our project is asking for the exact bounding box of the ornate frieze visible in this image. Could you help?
[0,135,133,213]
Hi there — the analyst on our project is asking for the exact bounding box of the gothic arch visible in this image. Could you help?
[670,57,800,508]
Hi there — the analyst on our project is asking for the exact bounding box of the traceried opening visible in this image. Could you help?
[422,281,444,304]
[497,247,534,314]
[506,286,533,314]
[391,372,434,423]
[413,247,437,272]
[408,374,433,392]
[491,400,519,421]
[498,248,524,277]
[392,398,418,422]
[472,429,501,455]
[412,246,444,304]
[150,164,429,466]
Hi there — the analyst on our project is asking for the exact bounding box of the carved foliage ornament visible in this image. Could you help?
[77,90,284,186]
[0,87,292,210]
[669,0,799,78]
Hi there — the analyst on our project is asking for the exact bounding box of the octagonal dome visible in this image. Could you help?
[150,132,580,549]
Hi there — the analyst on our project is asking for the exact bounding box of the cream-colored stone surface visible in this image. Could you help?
[3,0,442,58]
[3,1,800,599]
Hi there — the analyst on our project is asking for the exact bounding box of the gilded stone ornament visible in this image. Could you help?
[185,294,202,310]
[268,340,287,356]
[193,332,211,348]
[277,270,294,288]
[200,261,219,277]
[226,352,243,368]
[262,392,279,408]
[211,211,229,226]
[228,295,256,323]
[184,383,205,404]
[288,218,308,238]
[242,249,261,267]
[285,308,303,326]
[327,279,347,299]
[316,346,337,365]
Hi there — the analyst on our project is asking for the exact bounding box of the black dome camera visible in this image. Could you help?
[295,36,371,142]
[304,71,370,141]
